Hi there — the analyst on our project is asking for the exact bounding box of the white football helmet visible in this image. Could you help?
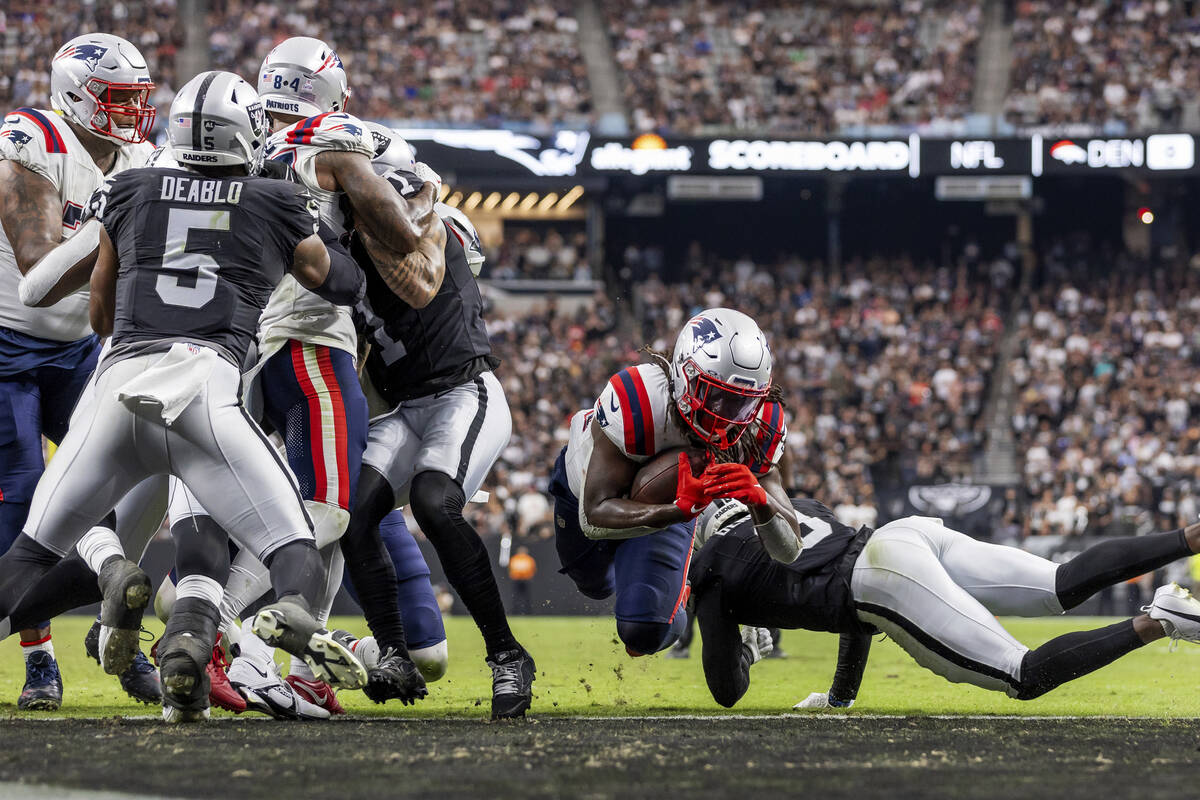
[670,308,772,449]
[50,33,155,144]
[363,121,416,175]
[168,71,267,170]
[258,36,350,119]
[436,203,485,276]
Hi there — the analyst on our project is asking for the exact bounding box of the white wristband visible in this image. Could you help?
[19,218,100,306]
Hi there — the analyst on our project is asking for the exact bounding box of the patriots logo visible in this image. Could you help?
[56,44,109,71]
[330,123,362,138]
[688,316,723,352]
[1,129,32,148]
[315,51,343,73]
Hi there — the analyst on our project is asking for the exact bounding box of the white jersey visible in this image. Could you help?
[0,107,153,341]
[257,112,375,356]
[562,363,787,498]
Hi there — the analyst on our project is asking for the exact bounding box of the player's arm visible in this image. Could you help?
[579,424,690,540]
[795,632,872,711]
[317,150,437,254]
[289,231,365,306]
[695,584,754,708]
[0,161,63,275]
[88,226,118,337]
[706,466,802,563]
[357,215,446,308]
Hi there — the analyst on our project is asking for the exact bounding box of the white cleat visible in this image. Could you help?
[227,655,331,720]
[162,705,210,724]
[331,630,380,670]
[1144,583,1200,646]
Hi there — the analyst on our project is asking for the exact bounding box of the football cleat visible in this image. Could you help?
[1144,583,1200,646]
[285,674,345,715]
[157,631,213,723]
[206,635,247,713]
[251,599,367,690]
[664,642,690,659]
[227,656,330,720]
[487,648,536,720]
[331,630,381,670]
[85,620,161,704]
[97,558,152,676]
[363,649,427,705]
[18,651,63,711]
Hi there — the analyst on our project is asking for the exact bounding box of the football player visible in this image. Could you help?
[688,497,1200,708]
[0,70,371,723]
[548,308,802,658]
[164,36,442,713]
[343,125,535,719]
[0,32,160,709]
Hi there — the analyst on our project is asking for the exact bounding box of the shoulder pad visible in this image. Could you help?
[747,400,786,475]
[276,112,373,156]
[0,108,67,184]
[594,366,663,459]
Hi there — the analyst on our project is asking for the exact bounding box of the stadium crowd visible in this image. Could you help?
[1011,243,1200,538]
[480,226,591,281]
[1005,0,1200,133]
[605,0,981,136]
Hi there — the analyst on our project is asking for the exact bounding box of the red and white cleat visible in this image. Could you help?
[285,674,345,715]
[207,634,247,713]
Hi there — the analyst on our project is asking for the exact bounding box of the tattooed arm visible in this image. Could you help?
[315,149,437,254]
[358,218,446,308]
[0,161,62,274]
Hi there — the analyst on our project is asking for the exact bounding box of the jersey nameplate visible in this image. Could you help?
[159,175,243,205]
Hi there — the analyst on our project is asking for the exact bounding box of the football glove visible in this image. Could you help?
[793,692,855,711]
[740,626,774,665]
[702,463,768,506]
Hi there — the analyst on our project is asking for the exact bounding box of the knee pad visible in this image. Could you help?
[410,640,448,682]
[616,619,674,657]
[304,500,350,549]
[408,471,465,532]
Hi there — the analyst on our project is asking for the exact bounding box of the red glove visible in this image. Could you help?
[674,452,719,519]
[703,463,768,507]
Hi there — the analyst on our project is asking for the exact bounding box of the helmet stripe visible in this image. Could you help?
[12,109,66,154]
[190,71,220,154]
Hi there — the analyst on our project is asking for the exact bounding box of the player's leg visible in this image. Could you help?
[611,522,695,657]
[167,360,366,692]
[693,578,756,708]
[852,518,1164,699]
[914,516,1198,616]
[550,448,618,600]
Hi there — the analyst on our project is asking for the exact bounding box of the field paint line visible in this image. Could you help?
[0,782,179,800]
[12,713,1200,723]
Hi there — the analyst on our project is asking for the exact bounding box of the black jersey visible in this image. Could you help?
[98,167,319,367]
[354,168,498,404]
[689,497,873,634]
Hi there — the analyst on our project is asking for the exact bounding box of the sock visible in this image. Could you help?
[1015,619,1145,700]
[1056,529,1192,610]
[176,575,224,609]
[315,544,344,627]
[75,525,126,576]
[20,634,54,661]
[288,658,316,681]
[410,471,519,657]
[219,550,272,625]
[341,469,409,656]
[238,618,277,671]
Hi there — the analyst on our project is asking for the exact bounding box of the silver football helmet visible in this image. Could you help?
[258,36,350,119]
[167,71,267,170]
[670,308,772,449]
[363,121,416,174]
[436,203,485,276]
[50,33,155,144]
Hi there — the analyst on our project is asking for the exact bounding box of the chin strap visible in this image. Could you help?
[19,218,100,306]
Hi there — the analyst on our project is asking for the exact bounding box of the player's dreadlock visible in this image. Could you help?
[640,345,784,466]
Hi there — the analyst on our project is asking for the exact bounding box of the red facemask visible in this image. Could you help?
[677,359,769,450]
[84,78,156,143]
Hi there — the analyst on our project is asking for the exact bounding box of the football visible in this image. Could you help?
[629,447,708,505]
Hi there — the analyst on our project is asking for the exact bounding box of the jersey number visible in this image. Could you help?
[795,513,832,543]
[156,208,230,309]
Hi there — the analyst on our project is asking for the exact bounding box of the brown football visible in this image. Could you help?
[629,447,709,505]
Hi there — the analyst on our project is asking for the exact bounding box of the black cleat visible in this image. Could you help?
[84,620,161,704]
[363,649,428,705]
[17,651,63,711]
[251,597,367,690]
[487,648,535,720]
[97,558,152,676]
[157,631,212,724]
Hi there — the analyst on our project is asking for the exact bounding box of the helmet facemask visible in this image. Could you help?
[81,79,156,143]
[676,358,769,450]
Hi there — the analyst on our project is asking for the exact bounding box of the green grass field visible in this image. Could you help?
[1,614,1197,719]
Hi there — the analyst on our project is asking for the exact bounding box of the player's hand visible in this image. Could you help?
[702,463,768,506]
[413,161,442,193]
[741,626,774,664]
[792,692,854,711]
[674,452,723,518]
